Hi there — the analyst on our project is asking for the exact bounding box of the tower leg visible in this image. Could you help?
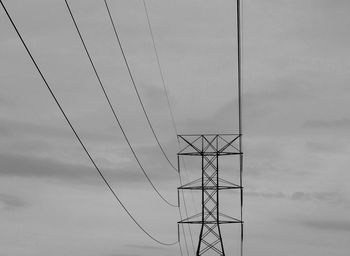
[196,149,225,255]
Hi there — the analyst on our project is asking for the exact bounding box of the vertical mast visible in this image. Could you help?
[237,1,242,135]
[236,1,244,256]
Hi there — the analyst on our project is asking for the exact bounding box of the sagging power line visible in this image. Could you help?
[1,0,246,254]
[104,0,178,173]
[140,1,197,254]
[64,0,177,208]
[0,0,178,246]
[105,0,195,254]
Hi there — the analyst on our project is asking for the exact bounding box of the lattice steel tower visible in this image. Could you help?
[177,135,243,255]
[177,0,243,255]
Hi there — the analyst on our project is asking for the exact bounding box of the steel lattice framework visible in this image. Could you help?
[178,134,243,256]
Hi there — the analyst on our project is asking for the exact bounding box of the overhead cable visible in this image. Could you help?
[104,0,178,173]
[0,0,177,246]
[141,0,179,139]
[64,0,177,208]
[141,1,196,253]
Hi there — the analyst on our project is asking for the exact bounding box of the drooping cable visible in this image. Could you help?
[0,0,178,246]
[178,173,192,256]
[178,192,190,256]
[141,1,196,253]
[103,0,178,173]
[178,239,184,256]
[141,0,178,137]
[178,176,195,254]
[64,0,177,208]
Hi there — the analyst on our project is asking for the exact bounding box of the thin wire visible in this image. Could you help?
[141,0,178,137]
[179,165,196,254]
[178,197,190,256]
[178,240,184,256]
[178,172,195,255]
[0,0,177,246]
[142,1,196,253]
[64,0,177,208]
[104,0,178,173]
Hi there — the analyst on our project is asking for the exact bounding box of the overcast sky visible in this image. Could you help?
[0,0,349,255]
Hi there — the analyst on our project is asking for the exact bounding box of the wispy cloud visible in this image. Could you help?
[0,193,27,210]
[291,192,349,207]
[124,244,162,251]
[0,153,174,185]
[246,191,286,199]
[304,118,350,129]
[246,190,349,207]
[300,219,350,233]
[305,140,347,154]
[0,118,118,142]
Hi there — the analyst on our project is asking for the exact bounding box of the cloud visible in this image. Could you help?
[140,81,173,110]
[300,220,350,233]
[304,118,350,130]
[246,191,286,199]
[1,0,350,255]
[124,244,162,251]
[0,193,27,210]
[0,153,100,184]
[0,95,14,108]
[179,78,318,135]
[0,118,119,143]
[246,191,349,207]
[0,153,174,185]
[291,192,349,207]
[305,140,347,154]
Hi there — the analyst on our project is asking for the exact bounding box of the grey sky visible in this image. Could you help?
[0,0,349,255]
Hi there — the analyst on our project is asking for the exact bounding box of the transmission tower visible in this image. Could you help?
[177,0,243,253]
[177,134,243,255]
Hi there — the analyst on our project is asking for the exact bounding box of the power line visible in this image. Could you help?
[179,177,196,254]
[178,239,184,256]
[177,197,190,256]
[104,1,191,253]
[64,0,177,208]
[141,0,178,138]
[0,0,177,246]
[101,1,191,250]
[103,0,178,173]
[141,1,196,253]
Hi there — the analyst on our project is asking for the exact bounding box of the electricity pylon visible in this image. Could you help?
[177,134,243,256]
[177,0,243,254]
